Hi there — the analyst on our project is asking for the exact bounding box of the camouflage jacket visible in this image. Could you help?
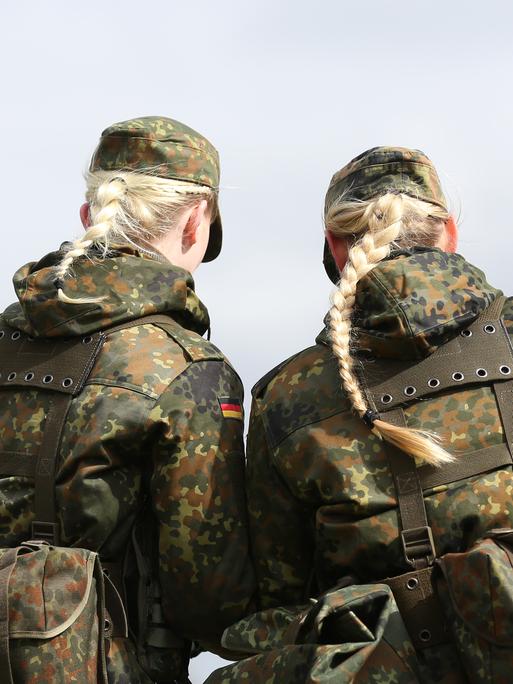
[0,246,254,681]
[247,247,513,610]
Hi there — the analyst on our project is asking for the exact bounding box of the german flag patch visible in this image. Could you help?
[219,397,243,421]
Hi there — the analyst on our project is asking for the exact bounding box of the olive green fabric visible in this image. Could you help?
[89,116,222,262]
[212,248,513,683]
[0,245,255,681]
[323,146,448,283]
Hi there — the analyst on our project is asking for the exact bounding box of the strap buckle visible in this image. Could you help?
[31,521,58,546]
[401,526,436,568]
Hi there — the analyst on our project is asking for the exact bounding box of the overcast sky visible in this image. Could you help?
[2,1,512,680]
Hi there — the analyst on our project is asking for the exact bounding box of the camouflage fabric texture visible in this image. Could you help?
[4,542,106,683]
[0,245,255,682]
[206,583,423,684]
[323,146,448,283]
[89,115,222,262]
[216,248,513,683]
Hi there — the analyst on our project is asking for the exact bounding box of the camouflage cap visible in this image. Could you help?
[323,146,448,283]
[89,116,222,262]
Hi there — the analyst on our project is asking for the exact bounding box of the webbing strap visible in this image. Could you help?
[0,548,20,684]
[31,393,73,544]
[418,442,513,489]
[384,408,435,569]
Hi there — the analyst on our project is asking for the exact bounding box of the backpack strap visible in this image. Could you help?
[383,408,436,570]
[0,324,105,545]
[362,297,512,570]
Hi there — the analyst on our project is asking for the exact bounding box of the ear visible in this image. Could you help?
[325,231,349,272]
[182,200,208,250]
[80,203,91,229]
[443,215,458,253]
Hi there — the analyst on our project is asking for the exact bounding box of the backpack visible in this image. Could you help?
[0,315,189,684]
[361,294,513,681]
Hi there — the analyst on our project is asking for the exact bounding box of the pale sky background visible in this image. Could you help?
[1,1,512,681]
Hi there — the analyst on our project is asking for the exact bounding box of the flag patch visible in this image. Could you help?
[219,397,243,421]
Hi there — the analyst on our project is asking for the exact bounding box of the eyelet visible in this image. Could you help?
[380,394,393,405]
[484,324,496,334]
[500,365,511,375]
[0,331,5,339]
[42,374,54,384]
[406,577,419,590]
[404,386,416,397]
[24,372,34,381]
[460,329,472,338]
[7,372,16,381]
[428,378,440,388]
[419,629,432,643]
[476,368,488,378]
[452,372,464,382]
[11,331,20,340]
[82,335,93,344]
[62,377,73,388]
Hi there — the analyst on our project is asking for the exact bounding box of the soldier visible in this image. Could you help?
[0,117,254,683]
[206,148,513,683]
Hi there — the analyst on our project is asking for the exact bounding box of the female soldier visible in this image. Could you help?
[208,148,513,683]
[0,117,254,683]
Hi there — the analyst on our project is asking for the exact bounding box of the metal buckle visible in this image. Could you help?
[31,521,58,545]
[401,526,436,567]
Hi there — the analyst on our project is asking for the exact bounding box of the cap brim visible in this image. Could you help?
[323,239,340,284]
[203,211,223,262]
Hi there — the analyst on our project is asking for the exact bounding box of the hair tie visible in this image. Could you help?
[362,409,378,428]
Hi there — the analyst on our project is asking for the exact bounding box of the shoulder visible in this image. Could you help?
[251,343,350,449]
[89,318,237,400]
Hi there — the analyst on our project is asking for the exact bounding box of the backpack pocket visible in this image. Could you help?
[0,542,108,684]
[436,529,513,683]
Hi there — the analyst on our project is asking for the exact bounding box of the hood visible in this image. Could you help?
[318,248,502,359]
[3,245,210,338]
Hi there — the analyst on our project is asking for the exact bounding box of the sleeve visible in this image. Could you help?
[246,399,315,610]
[150,358,255,652]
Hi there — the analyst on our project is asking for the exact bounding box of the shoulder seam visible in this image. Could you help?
[252,346,319,399]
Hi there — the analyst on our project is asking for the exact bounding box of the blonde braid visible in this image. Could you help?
[328,194,454,467]
[55,178,126,304]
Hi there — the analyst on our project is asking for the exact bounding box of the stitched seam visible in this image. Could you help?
[85,380,158,399]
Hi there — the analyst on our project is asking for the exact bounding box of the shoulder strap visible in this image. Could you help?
[369,297,513,569]
[0,323,105,545]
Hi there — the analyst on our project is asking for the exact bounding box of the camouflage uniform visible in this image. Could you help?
[206,150,513,683]
[0,118,254,682]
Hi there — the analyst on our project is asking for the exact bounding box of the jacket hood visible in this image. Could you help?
[3,245,210,337]
[318,248,502,359]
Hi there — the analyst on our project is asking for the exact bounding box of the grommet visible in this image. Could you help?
[62,377,73,388]
[0,331,5,339]
[82,335,93,344]
[11,331,20,340]
[460,329,472,338]
[404,386,417,396]
[476,368,488,378]
[428,378,440,388]
[7,372,16,381]
[484,324,496,334]
[452,372,464,382]
[380,394,393,405]
[24,372,34,381]
[500,365,511,375]
[104,618,112,632]
[406,577,419,590]
[419,629,432,643]
[42,374,54,384]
